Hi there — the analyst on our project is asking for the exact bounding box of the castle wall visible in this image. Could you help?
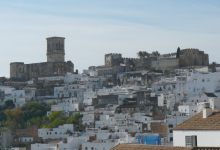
[10,61,73,80]
[151,58,179,70]
[179,49,209,67]
[122,57,157,71]
[10,62,25,79]
[105,53,123,66]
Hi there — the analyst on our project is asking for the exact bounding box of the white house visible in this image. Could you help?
[10,88,36,108]
[64,73,81,84]
[38,124,74,140]
[47,97,79,117]
[185,71,220,95]
[82,132,135,150]
[173,108,220,147]
[31,136,89,150]
[38,75,64,81]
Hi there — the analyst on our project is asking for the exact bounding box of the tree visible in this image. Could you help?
[47,118,66,128]
[3,100,15,110]
[21,102,48,121]
[137,51,149,58]
[27,117,42,127]
[176,47,180,58]
[211,61,217,65]
[4,108,24,132]
[49,111,65,122]
[66,112,82,125]
[0,111,7,121]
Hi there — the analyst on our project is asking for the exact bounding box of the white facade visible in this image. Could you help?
[0,86,15,95]
[82,113,95,126]
[82,132,135,150]
[178,104,204,116]
[186,72,220,95]
[166,115,191,143]
[19,137,33,143]
[38,124,74,140]
[38,75,64,81]
[64,73,82,84]
[10,88,35,108]
[32,136,89,150]
[54,85,84,102]
[173,130,220,146]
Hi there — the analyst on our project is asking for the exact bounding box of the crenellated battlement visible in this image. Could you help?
[122,58,139,60]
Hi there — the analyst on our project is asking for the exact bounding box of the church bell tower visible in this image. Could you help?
[46,37,65,62]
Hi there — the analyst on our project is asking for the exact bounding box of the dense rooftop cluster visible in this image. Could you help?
[0,37,219,150]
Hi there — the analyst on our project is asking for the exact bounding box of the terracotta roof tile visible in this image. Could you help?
[49,140,62,144]
[173,110,220,130]
[109,144,193,150]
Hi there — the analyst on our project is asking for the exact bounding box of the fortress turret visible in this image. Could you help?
[46,37,65,62]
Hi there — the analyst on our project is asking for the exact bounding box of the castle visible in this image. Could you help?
[95,48,209,78]
[10,37,74,80]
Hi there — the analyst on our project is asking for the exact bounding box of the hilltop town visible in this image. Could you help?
[1,36,220,150]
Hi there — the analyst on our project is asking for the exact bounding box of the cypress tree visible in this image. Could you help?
[176,47,180,58]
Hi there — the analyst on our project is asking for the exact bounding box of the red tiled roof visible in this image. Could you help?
[173,110,220,130]
[109,144,193,150]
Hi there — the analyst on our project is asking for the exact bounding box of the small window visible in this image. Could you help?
[169,130,173,133]
[168,124,173,128]
[202,79,205,82]
[170,137,173,142]
[207,78,210,82]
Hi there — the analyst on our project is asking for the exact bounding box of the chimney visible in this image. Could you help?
[203,103,212,118]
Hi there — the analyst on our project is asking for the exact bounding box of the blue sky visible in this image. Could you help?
[0,0,220,77]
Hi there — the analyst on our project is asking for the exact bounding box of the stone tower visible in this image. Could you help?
[46,37,65,62]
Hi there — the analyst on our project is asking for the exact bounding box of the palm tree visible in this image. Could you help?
[211,62,217,65]
[137,51,149,58]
